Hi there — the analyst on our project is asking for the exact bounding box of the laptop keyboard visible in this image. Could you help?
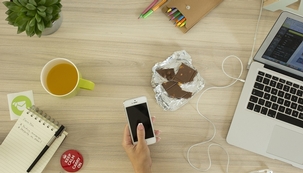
[247,71,303,128]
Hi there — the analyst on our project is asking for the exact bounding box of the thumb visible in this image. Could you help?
[137,123,146,144]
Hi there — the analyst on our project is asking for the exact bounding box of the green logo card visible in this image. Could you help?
[7,90,34,120]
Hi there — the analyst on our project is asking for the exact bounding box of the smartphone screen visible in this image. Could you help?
[126,103,154,142]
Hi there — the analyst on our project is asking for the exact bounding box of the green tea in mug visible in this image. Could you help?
[46,64,78,95]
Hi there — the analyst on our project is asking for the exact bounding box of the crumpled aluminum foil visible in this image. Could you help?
[151,50,205,111]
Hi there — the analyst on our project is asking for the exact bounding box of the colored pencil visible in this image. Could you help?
[138,0,158,19]
[166,8,173,13]
[170,11,180,21]
[168,8,178,16]
[142,0,167,18]
[180,21,186,27]
[177,18,186,26]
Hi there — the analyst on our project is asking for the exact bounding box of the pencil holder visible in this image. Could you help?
[162,0,223,33]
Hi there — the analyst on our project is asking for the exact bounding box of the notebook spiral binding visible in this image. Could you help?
[26,105,60,131]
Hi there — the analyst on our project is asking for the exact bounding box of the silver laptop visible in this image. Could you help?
[227,11,303,169]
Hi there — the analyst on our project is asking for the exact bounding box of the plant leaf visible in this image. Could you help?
[37,10,46,17]
[26,22,35,37]
[5,3,22,12]
[12,0,22,6]
[29,17,36,27]
[45,0,58,6]
[45,14,52,22]
[37,6,46,12]
[27,10,36,17]
[5,10,13,15]
[15,15,28,27]
[5,11,19,23]
[20,7,28,12]
[52,5,60,15]
[46,6,53,14]
[36,26,42,37]
[45,22,51,28]
[38,0,46,5]
[18,0,27,6]
[17,22,27,34]
[8,21,14,25]
[29,0,37,6]
[26,3,36,10]
[37,20,45,31]
[35,13,41,22]
[29,31,35,37]
[25,22,30,35]
[52,14,59,21]
[3,1,12,8]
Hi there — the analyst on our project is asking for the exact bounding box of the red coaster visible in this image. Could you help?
[60,149,84,172]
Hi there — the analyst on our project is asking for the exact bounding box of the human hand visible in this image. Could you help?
[122,117,161,173]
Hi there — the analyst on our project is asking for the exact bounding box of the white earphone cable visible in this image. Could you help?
[186,55,245,173]
[248,0,264,68]
[186,0,265,172]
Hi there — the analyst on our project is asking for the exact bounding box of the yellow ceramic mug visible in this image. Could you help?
[40,58,95,98]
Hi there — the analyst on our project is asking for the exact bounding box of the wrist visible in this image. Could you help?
[135,170,152,173]
[134,167,152,173]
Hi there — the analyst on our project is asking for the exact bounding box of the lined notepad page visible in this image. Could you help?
[0,110,66,173]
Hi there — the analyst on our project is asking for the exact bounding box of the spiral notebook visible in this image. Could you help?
[0,106,67,173]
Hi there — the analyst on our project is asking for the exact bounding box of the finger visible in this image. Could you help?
[151,116,156,123]
[154,129,161,136]
[137,123,146,145]
[154,130,161,143]
[122,124,132,146]
[156,136,161,143]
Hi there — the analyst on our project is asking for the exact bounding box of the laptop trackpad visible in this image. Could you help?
[267,125,303,164]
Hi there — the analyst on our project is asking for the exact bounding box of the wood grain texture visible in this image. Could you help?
[0,0,300,173]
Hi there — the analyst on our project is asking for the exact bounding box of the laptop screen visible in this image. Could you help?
[262,17,303,72]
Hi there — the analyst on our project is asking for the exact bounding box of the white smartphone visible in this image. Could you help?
[123,96,156,145]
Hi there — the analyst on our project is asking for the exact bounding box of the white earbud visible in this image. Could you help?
[250,169,273,173]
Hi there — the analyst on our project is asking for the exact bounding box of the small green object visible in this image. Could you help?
[11,95,32,116]
[142,9,153,19]
[3,0,62,37]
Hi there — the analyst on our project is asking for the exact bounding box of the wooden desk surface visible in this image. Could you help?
[0,0,301,173]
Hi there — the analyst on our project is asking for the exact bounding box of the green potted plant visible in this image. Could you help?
[3,0,62,37]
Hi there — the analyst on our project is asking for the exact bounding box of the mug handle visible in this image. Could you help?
[79,78,95,90]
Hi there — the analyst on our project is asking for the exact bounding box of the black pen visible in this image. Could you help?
[27,125,65,173]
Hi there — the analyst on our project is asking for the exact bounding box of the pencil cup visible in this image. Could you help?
[40,58,95,98]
